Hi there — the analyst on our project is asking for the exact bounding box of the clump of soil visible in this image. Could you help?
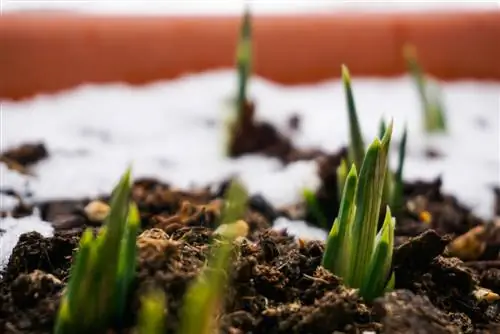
[227,100,325,164]
[2,192,499,333]
[0,142,48,174]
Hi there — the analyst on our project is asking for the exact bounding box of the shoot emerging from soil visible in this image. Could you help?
[236,8,252,119]
[179,179,248,334]
[404,44,447,133]
[224,9,252,156]
[137,289,167,334]
[55,167,139,334]
[322,123,396,302]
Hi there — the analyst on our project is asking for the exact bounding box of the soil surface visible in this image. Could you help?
[1,178,500,333]
[2,137,500,333]
[0,142,48,175]
[226,100,325,164]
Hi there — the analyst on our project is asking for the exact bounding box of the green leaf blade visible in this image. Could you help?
[359,206,395,302]
[332,165,358,280]
[236,8,252,117]
[342,65,365,169]
[392,124,408,209]
[138,289,167,334]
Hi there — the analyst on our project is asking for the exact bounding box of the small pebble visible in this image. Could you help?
[84,200,110,223]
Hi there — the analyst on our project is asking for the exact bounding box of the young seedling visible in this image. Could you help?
[137,288,167,334]
[236,8,252,119]
[179,180,247,334]
[55,168,139,334]
[392,124,408,210]
[378,118,408,212]
[224,9,252,156]
[404,44,447,133]
[322,122,396,302]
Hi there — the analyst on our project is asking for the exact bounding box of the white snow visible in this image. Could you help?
[0,212,54,270]
[1,70,499,269]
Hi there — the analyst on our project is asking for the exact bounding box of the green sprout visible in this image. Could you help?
[224,8,252,156]
[404,44,447,133]
[377,118,408,212]
[379,118,393,208]
[392,124,408,210]
[236,8,252,118]
[137,289,167,334]
[342,64,365,170]
[179,180,247,334]
[219,179,249,226]
[55,167,139,334]
[322,122,396,302]
[302,188,328,229]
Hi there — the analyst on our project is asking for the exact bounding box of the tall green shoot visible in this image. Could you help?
[404,44,447,133]
[392,124,408,210]
[342,65,365,169]
[137,289,167,334]
[236,8,252,119]
[179,180,248,334]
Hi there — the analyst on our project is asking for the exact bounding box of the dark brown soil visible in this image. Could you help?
[226,100,325,164]
[2,214,499,333]
[1,143,499,333]
[0,142,48,172]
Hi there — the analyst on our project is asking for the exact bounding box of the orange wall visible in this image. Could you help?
[1,11,499,100]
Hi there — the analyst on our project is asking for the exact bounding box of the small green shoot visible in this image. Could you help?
[404,44,447,133]
[322,123,396,301]
[224,9,252,157]
[392,124,408,210]
[236,8,252,119]
[302,188,328,229]
[179,180,247,334]
[342,65,365,170]
[379,118,393,208]
[219,179,249,226]
[378,118,409,212]
[55,167,138,333]
[137,289,167,334]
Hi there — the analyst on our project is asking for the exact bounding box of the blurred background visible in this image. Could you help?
[3,0,498,15]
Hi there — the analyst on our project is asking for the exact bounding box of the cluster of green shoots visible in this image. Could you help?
[404,44,447,133]
[139,180,248,334]
[322,122,396,302]
[338,65,408,213]
[55,168,139,333]
[55,166,248,333]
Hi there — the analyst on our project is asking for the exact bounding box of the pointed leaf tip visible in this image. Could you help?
[341,64,351,83]
[347,164,357,178]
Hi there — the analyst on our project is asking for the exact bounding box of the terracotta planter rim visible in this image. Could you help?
[1,10,499,101]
